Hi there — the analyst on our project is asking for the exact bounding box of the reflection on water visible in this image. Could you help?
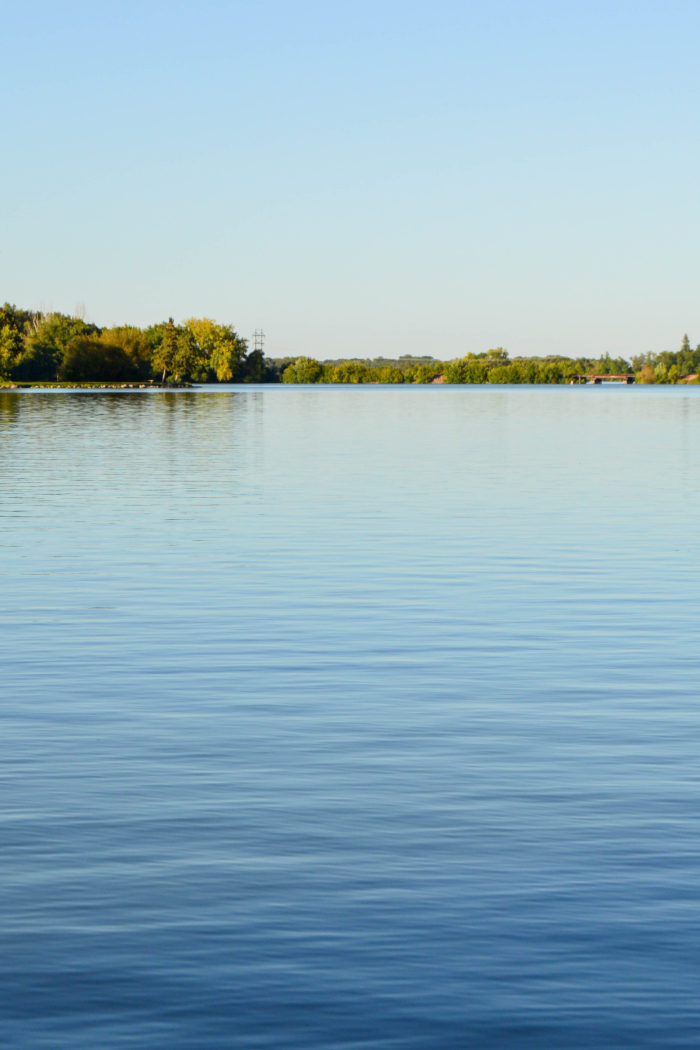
[3,386,700,1049]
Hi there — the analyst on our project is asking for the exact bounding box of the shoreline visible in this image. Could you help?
[0,381,191,390]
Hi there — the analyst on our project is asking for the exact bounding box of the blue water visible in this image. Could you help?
[2,385,700,1049]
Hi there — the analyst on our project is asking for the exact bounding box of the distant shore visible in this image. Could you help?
[2,303,699,388]
[0,380,192,390]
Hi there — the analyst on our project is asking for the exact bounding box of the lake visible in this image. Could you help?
[2,384,700,1049]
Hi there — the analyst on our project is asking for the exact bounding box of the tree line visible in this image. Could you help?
[0,304,267,385]
[2,302,699,386]
[278,338,700,385]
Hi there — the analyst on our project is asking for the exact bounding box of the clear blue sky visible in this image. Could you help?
[2,0,699,360]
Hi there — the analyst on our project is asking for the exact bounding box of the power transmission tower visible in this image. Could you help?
[251,329,265,354]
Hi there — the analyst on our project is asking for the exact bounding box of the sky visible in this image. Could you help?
[2,0,699,361]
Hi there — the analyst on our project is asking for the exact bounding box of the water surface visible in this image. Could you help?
[2,385,700,1049]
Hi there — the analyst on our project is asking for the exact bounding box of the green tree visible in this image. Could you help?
[329,360,369,383]
[485,347,509,364]
[171,327,201,383]
[443,356,489,383]
[0,327,23,381]
[371,365,404,383]
[22,313,98,380]
[151,318,178,383]
[595,353,631,376]
[0,303,35,380]
[243,347,265,383]
[282,356,323,383]
[58,336,135,381]
[150,319,203,384]
[102,326,153,380]
[184,317,248,382]
[488,363,522,383]
[410,363,442,383]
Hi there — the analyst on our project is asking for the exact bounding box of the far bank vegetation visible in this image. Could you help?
[1,302,698,387]
[276,334,700,385]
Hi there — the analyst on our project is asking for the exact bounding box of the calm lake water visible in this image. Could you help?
[3,384,700,1049]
